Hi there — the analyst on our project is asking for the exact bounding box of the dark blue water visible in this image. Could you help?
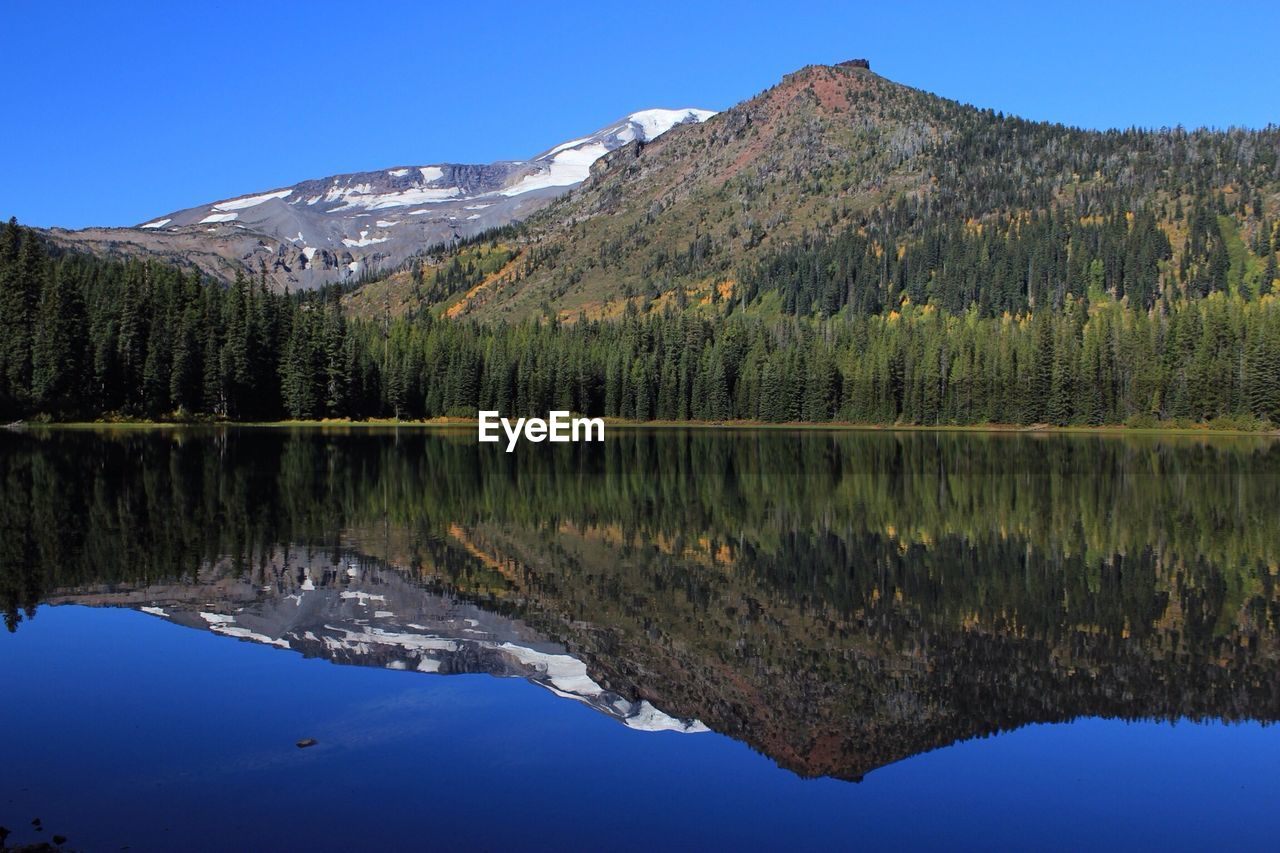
[4,428,1280,850]
[6,607,1278,852]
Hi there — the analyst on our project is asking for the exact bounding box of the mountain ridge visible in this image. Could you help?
[419,61,1278,321]
[41,108,715,291]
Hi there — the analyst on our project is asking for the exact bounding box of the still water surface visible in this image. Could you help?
[3,427,1280,850]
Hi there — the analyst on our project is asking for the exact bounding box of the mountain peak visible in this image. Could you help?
[433,62,954,320]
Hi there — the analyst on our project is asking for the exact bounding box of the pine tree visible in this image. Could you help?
[169,277,203,414]
[0,228,44,412]
[30,266,87,416]
[1029,311,1055,422]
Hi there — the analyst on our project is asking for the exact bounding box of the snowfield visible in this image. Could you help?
[626,108,717,141]
[500,142,610,196]
[212,188,293,211]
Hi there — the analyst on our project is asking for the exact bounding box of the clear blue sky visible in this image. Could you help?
[4,0,1277,229]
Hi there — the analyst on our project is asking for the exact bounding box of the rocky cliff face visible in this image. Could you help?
[43,108,714,291]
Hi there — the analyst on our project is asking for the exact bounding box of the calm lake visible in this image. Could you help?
[3,427,1280,850]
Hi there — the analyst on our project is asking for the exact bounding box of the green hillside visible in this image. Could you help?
[407,62,1279,322]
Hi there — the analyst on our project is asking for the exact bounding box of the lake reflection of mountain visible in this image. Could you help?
[5,426,1280,781]
[45,553,708,734]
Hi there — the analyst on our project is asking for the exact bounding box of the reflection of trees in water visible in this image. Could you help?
[452,517,1280,780]
[3,427,1280,778]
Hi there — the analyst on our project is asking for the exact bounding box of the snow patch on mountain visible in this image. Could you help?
[626,108,717,141]
[330,184,463,212]
[544,134,594,159]
[342,231,391,248]
[500,142,611,196]
[213,189,293,211]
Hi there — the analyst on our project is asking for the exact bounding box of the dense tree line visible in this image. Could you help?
[2,218,1279,426]
[911,96,1280,230]
[375,295,1280,427]
[741,195,1276,317]
[0,219,375,421]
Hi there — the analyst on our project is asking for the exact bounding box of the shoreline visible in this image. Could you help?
[13,417,1280,438]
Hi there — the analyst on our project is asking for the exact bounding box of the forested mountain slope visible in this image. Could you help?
[427,61,1280,322]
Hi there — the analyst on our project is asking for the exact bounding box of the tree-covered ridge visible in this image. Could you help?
[434,63,1280,321]
[742,202,1269,316]
[2,220,1280,426]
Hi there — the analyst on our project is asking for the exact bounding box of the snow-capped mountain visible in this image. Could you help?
[48,108,715,290]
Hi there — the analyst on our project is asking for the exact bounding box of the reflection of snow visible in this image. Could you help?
[140,589,708,735]
[339,591,386,605]
[211,624,291,648]
[198,611,289,647]
[498,642,709,733]
[322,626,458,655]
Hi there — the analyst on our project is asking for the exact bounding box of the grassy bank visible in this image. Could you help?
[15,416,1280,438]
